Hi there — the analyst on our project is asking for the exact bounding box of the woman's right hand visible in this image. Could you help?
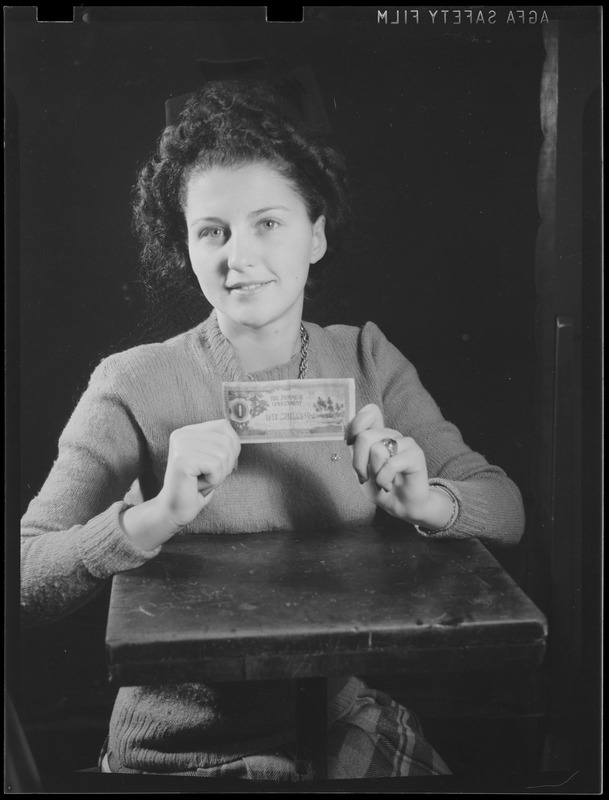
[158,419,241,526]
[120,420,241,551]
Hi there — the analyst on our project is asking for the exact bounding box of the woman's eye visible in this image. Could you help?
[200,226,226,240]
[259,219,278,231]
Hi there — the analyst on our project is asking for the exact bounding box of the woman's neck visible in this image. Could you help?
[216,312,303,374]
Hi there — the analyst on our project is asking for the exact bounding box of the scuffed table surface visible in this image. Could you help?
[106,526,547,685]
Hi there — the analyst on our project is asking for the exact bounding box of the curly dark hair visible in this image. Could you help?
[133,79,351,311]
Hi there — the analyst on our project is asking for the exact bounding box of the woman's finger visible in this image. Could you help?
[169,427,240,473]
[351,427,402,483]
[372,437,426,492]
[346,403,384,444]
[196,483,216,499]
[184,420,242,462]
[175,451,224,489]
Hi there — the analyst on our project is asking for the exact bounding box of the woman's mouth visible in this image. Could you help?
[227,281,272,296]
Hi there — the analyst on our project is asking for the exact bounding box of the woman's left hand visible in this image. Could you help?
[347,403,434,524]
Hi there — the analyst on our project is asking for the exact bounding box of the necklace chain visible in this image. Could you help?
[298,323,309,380]
[244,323,309,381]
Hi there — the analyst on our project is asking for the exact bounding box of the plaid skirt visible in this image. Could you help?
[102,677,450,781]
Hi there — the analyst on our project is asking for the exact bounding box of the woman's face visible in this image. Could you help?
[184,161,327,333]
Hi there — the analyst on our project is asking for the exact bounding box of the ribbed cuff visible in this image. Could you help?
[76,501,162,579]
[444,477,494,539]
[413,478,468,539]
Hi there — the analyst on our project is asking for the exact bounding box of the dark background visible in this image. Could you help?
[7,5,601,792]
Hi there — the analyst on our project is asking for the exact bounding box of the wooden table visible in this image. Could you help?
[106,525,547,778]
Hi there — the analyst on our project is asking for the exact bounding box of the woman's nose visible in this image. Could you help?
[226,230,258,271]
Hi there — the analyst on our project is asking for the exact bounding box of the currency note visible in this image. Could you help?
[222,378,355,443]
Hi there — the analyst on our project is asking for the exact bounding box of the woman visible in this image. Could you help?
[21,80,524,780]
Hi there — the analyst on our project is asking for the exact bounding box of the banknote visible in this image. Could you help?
[222,379,355,443]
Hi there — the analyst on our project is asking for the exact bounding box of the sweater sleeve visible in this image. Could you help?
[361,322,525,545]
[20,356,161,627]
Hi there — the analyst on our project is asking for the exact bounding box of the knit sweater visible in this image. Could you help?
[21,311,525,772]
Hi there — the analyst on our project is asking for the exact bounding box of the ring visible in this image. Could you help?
[381,438,398,458]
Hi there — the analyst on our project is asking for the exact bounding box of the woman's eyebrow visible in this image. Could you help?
[248,206,291,218]
[187,215,225,228]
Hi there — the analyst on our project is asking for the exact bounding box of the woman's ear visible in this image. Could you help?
[310,216,328,264]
